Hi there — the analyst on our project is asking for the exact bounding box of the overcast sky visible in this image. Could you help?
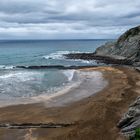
[0,0,140,39]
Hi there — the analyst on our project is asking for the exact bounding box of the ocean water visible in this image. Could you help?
[0,40,109,106]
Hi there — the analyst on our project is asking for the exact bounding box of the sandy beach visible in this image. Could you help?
[0,66,139,140]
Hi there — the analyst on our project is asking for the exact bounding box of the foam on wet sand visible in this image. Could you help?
[32,70,107,107]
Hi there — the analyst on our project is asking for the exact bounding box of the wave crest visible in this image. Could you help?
[0,65,15,70]
[43,51,81,60]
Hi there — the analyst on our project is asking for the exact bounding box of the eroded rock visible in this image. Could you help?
[118,96,140,137]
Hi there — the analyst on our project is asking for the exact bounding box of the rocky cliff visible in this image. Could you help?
[95,26,140,66]
[118,96,140,138]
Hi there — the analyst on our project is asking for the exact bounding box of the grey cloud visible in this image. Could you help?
[0,0,45,13]
[0,0,139,39]
[122,11,140,18]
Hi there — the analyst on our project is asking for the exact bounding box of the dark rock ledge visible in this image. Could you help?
[16,65,97,70]
[0,122,74,129]
[64,53,133,65]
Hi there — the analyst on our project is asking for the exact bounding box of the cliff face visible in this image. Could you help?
[95,26,140,66]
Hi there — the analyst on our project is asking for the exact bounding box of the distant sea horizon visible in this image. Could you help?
[0,38,116,41]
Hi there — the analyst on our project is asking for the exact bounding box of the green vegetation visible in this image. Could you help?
[130,128,140,140]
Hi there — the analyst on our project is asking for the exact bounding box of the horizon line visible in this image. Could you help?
[0,38,116,41]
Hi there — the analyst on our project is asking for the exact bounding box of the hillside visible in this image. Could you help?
[95,26,140,66]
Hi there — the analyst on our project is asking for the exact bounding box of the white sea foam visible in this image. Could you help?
[43,51,95,64]
[0,70,108,107]
[43,51,70,60]
[0,65,15,70]
[0,65,5,69]
[0,71,42,81]
[43,51,88,60]
[0,71,44,98]
[62,70,76,81]
[76,59,94,64]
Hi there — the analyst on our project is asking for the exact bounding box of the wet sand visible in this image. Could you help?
[0,66,140,140]
[32,70,107,107]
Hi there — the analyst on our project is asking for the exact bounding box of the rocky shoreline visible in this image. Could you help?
[64,25,140,139]
[64,53,133,65]
[65,25,140,69]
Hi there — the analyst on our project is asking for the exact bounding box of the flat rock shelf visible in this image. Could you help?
[0,123,74,129]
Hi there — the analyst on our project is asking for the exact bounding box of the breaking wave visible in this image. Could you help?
[0,65,15,70]
[43,51,84,60]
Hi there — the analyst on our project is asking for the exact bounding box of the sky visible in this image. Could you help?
[0,0,140,39]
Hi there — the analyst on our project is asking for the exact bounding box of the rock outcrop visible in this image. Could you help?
[118,96,140,138]
[65,25,140,67]
[64,53,133,65]
[95,26,140,66]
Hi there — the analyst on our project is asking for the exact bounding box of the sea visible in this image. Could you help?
[0,39,110,106]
